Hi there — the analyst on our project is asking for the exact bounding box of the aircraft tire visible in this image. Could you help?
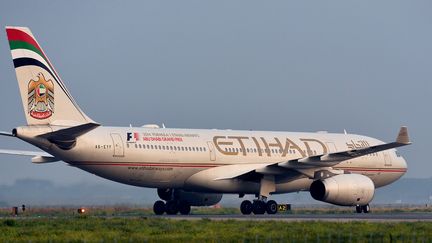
[179,201,191,215]
[165,200,179,215]
[240,200,253,215]
[153,200,166,215]
[266,200,278,214]
[252,200,266,215]
[355,205,362,213]
[362,204,370,213]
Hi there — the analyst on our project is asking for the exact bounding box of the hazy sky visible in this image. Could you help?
[0,1,430,187]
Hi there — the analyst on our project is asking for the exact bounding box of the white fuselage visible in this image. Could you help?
[20,126,407,195]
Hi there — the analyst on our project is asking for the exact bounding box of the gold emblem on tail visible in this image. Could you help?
[28,73,54,119]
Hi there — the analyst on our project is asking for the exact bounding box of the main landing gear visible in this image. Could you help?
[153,188,191,215]
[153,200,191,215]
[355,204,370,213]
[240,199,278,215]
[239,175,279,215]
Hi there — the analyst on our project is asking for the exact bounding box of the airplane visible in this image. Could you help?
[0,26,410,215]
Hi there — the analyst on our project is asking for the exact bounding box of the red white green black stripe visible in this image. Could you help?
[5,27,79,111]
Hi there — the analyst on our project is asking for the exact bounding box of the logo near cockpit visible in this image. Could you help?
[126,132,140,142]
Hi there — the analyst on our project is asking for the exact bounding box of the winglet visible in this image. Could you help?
[396,126,411,144]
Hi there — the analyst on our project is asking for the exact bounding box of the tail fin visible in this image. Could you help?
[5,26,94,126]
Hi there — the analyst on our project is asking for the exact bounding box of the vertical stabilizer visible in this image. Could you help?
[5,26,94,125]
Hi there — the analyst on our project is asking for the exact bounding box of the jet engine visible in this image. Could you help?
[309,174,375,206]
[157,188,222,206]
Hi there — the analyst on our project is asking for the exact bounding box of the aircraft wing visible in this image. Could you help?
[293,126,409,165]
[212,163,276,181]
[210,126,411,181]
[0,149,59,163]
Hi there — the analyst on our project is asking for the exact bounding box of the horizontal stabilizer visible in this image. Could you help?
[31,155,59,163]
[0,149,59,163]
[38,122,100,150]
[40,122,100,139]
[0,131,14,137]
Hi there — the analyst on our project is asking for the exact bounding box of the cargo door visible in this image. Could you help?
[110,133,124,157]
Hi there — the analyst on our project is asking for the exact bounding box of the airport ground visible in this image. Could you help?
[1,206,432,242]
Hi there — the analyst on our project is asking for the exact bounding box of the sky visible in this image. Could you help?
[0,0,430,189]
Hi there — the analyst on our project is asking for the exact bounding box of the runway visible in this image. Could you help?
[152,213,432,222]
[3,213,432,222]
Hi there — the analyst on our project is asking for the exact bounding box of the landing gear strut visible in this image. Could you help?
[355,204,370,214]
[240,199,279,215]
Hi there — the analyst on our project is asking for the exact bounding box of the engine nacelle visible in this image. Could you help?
[157,188,222,206]
[309,174,375,206]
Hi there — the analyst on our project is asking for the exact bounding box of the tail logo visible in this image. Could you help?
[28,73,54,119]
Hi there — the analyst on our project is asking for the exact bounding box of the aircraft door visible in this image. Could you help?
[110,133,124,157]
[383,152,392,166]
[207,141,216,161]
